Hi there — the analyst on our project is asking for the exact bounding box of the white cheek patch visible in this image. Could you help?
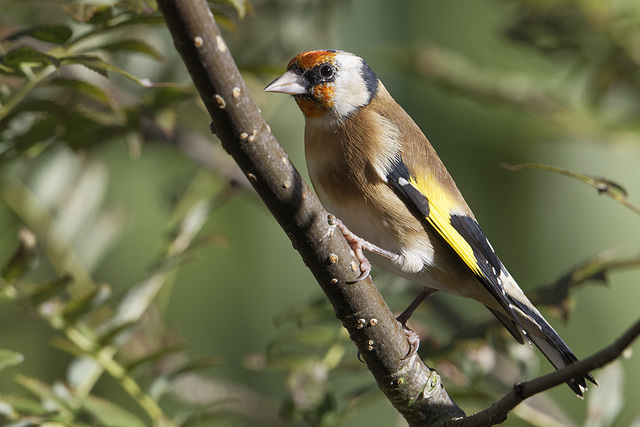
[332,53,373,118]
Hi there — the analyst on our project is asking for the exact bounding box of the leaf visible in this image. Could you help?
[1,228,39,281]
[2,46,57,69]
[11,115,60,155]
[125,344,188,373]
[62,284,111,324]
[0,395,45,417]
[211,13,238,33]
[67,357,102,391]
[63,4,108,23]
[503,163,640,215]
[0,99,63,131]
[48,78,111,105]
[97,320,140,346]
[3,25,73,44]
[60,54,110,78]
[585,361,624,427]
[86,5,116,25]
[530,249,640,320]
[62,110,118,149]
[15,375,72,416]
[148,85,195,109]
[81,396,146,427]
[95,39,164,61]
[80,395,146,427]
[50,337,85,358]
[0,349,24,372]
[97,274,168,345]
[171,356,225,377]
[25,274,73,307]
[60,54,175,87]
[214,0,252,20]
[108,14,166,30]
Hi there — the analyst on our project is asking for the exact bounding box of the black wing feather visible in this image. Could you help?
[386,158,527,340]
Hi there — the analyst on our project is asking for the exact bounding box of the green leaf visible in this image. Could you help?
[585,361,624,427]
[63,4,107,23]
[530,249,640,320]
[85,5,115,26]
[95,39,164,61]
[0,349,24,372]
[60,54,175,87]
[80,395,146,427]
[3,25,73,44]
[97,320,140,346]
[25,274,73,307]
[0,62,14,73]
[108,14,166,30]
[148,86,195,109]
[0,99,63,131]
[171,356,225,377]
[97,274,169,345]
[62,111,120,149]
[50,337,85,358]
[11,115,60,155]
[125,344,187,373]
[217,0,252,20]
[15,375,72,415]
[211,13,238,33]
[62,284,111,324]
[48,78,111,105]
[60,54,110,78]
[2,46,57,69]
[1,228,39,282]
[0,395,45,417]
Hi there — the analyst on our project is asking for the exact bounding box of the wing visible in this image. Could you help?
[386,157,527,341]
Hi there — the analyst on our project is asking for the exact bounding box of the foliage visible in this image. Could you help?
[0,0,639,426]
[0,1,258,426]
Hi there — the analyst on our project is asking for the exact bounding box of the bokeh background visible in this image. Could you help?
[1,0,640,426]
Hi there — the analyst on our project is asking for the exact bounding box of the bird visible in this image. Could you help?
[264,49,596,396]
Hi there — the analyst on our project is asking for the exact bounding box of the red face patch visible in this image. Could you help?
[288,50,338,118]
[288,50,337,71]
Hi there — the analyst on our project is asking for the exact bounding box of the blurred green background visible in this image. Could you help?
[1,0,640,426]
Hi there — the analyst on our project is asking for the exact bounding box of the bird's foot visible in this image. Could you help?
[401,325,421,359]
[396,289,437,359]
[329,215,400,282]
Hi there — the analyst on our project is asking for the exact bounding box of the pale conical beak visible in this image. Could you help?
[264,70,308,95]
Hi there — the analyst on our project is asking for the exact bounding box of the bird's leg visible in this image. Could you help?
[330,215,400,281]
[329,214,426,358]
[397,288,437,358]
[397,288,436,325]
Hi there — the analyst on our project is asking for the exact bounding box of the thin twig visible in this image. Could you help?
[503,163,640,215]
[451,317,640,426]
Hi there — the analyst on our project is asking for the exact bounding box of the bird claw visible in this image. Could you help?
[396,289,436,359]
[348,244,372,283]
[401,325,421,360]
[330,215,399,282]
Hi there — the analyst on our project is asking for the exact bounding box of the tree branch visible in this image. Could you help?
[155,0,464,425]
[452,317,640,426]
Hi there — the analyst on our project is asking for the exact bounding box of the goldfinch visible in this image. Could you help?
[264,49,596,396]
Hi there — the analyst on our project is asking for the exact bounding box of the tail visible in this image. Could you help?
[487,290,597,397]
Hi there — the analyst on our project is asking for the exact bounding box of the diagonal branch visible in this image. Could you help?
[452,317,640,426]
[155,0,464,425]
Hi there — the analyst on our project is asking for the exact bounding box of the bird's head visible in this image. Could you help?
[264,50,379,121]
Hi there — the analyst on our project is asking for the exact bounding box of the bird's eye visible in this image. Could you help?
[320,65,334,79]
